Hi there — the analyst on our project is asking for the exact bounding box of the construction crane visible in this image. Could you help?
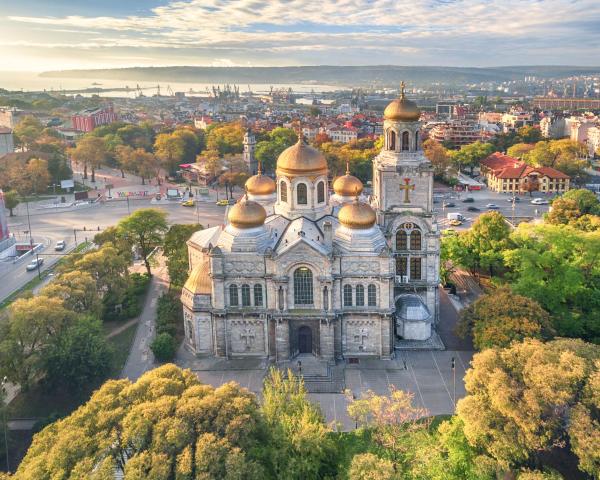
[136,84,144,98]
[167,85,174,96]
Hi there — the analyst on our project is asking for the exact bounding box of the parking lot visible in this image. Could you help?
[433,186,553,230]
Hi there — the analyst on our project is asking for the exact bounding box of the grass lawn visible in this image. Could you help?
[108,321,138,377]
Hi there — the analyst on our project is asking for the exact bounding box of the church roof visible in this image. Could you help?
[183,259,211,295]
[188,226,222,250]
[275,217,330,256]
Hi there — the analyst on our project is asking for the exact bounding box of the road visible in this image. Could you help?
[2,196,229,303]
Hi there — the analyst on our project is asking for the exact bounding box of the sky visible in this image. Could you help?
[1,0,600,72]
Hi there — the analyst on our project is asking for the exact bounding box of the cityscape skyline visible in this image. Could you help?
[2,0,600,72]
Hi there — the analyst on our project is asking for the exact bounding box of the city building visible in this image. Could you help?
[427,120,483,146]
[540,115,566,139]
[501,110,533,132]
[587,127,600,156]
[0,127,14,155]
[0,107,25,129]
[325,126,358,143]
[181,84,441,361]
[564,114,599,145]
[71,105,118,132]
[481,152,570,193]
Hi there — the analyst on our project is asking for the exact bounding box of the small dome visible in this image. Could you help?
[276,138,327,177]
[384,82,420,122]
[338,199,376,229]
[184,259,211,295]
[227,196,267,228]
[333,163,363,197]
[245,167,276,195]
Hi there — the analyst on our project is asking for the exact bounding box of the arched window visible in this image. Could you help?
[229,284,238,306]
[294,267,313,305]
[368,284,377,306]
[241,284,251,306]
[254,284,263,307]
[323,287,329,311]
[410,257,422,280]
[396,230,408,250]
[388,130,396,150]
[280,181,288,203]
[297,183,308,205]
[402,131,410,151]
[410,229,422,250]
[317,181,325,203]
[343,284,353,307]
[396,257,408,277]
[356,285,364,306]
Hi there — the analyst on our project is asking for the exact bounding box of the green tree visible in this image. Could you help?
[150,333,177,362]
[13,115,43,150]
[163,224,203,287]
[154,132,185,176]
[254,127,298,173]
[25,158,51,194]
[457,338,600,476]
[41,270,103,318]
[68,135,107,182]
[118,209,168,276]
[2,190,20,216]
[348,453,395,480]
[546,198,581,225]
[523,139,589,180]
[507,142,535,159]
[450,141,494,174]
[517,125,543,144]
[562,188,600,215]
[205,122,245,156]
[423,139,452,178]
[172,127,201,163]
[457,287,553,350]
[42,316,112,391]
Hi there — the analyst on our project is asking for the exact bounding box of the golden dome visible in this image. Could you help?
[184,259,211,295]
[227,196,267,228]
[384,81,420,122]
[245,164,276,195]
[276,138,328,177]
[338,199,376,229]
[333,162,363,197]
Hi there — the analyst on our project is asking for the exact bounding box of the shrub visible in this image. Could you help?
[151,333,177,362]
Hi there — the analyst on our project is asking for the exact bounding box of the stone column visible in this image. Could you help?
[380,315,393,359]
[275,318,290,361]
[319,319,334,362]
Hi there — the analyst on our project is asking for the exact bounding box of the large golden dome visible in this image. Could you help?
[333,163,363,197]
[228,196,266,228]
[384,82,421,122]
[245,164,276,195]
[276,138,328,177]
[184,259,211,295]
[338,199,376,229]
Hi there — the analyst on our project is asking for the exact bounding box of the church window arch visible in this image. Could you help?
[396,230,408,250]
[410,257,422,280]
[241,284,251,306]
[368,284,377,306]
[388,130,396,151]
[280,181,288,203]
[323,287,329,310]
[410,229,422,250]
[297,183,308,205]
[356,285,365,306]
[317,181,325,203]
[254,284,263,307]
[343,284,353,307]
[402,131,410,151]
[294,267,313,306]
[229,284,239,306]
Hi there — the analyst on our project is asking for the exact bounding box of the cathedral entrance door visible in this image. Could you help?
[298,326,312,354]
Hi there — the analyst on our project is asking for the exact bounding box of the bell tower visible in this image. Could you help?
[243,129,257,174]
[371,82,441,343]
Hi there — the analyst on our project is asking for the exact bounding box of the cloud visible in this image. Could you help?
[3,0,600,68]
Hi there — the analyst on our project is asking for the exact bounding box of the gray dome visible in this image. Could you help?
[395,295,431,321]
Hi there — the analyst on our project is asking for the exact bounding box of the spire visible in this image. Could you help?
[345,160,350,176]
[400,81,406,99]
[257,159,262,175]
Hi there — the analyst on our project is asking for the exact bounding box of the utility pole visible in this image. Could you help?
[35,252,41,280]
[25,199,33,250]
[451,357,456,408]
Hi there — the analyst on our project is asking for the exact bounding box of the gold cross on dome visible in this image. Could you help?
[400,81,406,98]
[399,177,415,203]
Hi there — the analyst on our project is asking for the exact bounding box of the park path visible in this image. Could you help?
[120,254,169,381]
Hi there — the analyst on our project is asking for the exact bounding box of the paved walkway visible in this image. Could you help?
[120,255,168,381]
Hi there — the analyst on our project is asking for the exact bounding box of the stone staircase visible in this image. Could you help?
[279,354,346,393]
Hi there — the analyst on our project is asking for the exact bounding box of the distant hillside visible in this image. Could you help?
[40,65,600,87]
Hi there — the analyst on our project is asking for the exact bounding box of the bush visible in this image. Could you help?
[102,273,150,322]
[156,292,182,337]
[150,333,177,362]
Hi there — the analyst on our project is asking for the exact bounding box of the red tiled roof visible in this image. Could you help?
[533,166,570,179]
[483,152,570,180]
[481,152,522,171]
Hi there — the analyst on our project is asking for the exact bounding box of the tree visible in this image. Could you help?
[205,122,245,156]
[546,198,581,225]
[450,141,494,174]
[41,270,102,318]
[13,365,266,479]
[562,188,600,215]
[523,140,589,181]
[163,224,203,287]
[13,115,43,150]
[348,453,395,480]
[457,287,553,350]
[172,127,201,163]
[150,333,177,362]
[0,296,75,390]
[68,135,107,182]
[42,316,112,391]
[457,338,600,476]
[507,142,535,159]
[154,132,185,176]
[25,158,51,194]
[2,190,20,216]
[517,126,542,144]
[118,209,168,276]
[423,139,452,178]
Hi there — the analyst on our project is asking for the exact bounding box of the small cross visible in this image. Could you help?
[399,178,415,203]
[400,81,406,98]
[240,327,255,349]
[354,328,369,347]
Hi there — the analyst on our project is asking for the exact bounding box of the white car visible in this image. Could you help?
[26,258,44,271]
[530,198,549,205]
[486,203,499,209]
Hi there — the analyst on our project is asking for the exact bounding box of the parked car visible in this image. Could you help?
[462,197,475,203]
[486,203,499,209]
[449,219,462,226]
[507,196,521,202]
[54,240,66,251]
[26,258,44,271]
[531,198,549,205]
[467,206,480,212]
[443,202,456,208]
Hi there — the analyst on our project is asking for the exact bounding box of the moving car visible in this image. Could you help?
[486,203,499,209]
[216,199,229,206]
[530,198,549,205]
[443,202,456,208]
[507,196,521,202]
[181,199,195,207]
[467,206,480,212]
[26,258,44,271]
[449,219,462,226]
[54,240,66,251]
[447,212,465,221]
[462,197,475,203]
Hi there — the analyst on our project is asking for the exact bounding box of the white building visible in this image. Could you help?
[243,129,257,174]
[540,116,566,139]
[587,127,600,156]
[0,107,24,129]
[181,86,441,361]
[0,127,14,155]
[326,126,358,143]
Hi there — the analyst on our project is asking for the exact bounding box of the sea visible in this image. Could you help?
[0,71,342,98]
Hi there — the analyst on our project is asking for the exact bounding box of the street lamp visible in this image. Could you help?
[1,376,9,473]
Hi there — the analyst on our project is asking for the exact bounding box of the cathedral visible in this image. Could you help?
[181,85,441,361]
